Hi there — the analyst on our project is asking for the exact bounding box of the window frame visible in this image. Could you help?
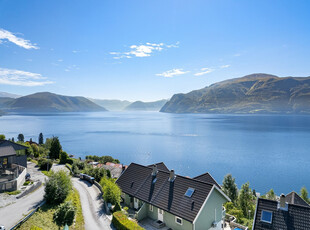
[149,204,153,212]
[175,216,183,225]
[260,210,273,224]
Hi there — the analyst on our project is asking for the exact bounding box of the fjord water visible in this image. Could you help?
[1,112,309,194]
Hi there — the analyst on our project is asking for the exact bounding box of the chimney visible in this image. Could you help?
[169,169,175,182]
[152,164,158,176]
[280,193,286,208]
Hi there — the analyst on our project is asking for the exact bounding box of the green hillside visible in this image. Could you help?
[6,92,107,113]
[161,74,310,114]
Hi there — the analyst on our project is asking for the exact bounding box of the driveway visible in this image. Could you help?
[0,162,46,228]
[72,177,114,230]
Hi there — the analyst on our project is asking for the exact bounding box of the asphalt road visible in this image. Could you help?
[72,177,114,230]
[0,162,46,228]
[0,184,45,228]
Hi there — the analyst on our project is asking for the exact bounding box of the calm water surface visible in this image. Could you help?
[1,111,309,194]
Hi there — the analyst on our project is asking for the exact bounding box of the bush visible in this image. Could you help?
[112,211,144,230]
[30,226,43,230]
[38,158,53,171]
[113,202,122,212]
[44,171,72,204]
[101,178,121,205]
[53,201,76,227]
[66,158,74,165]
[59,151,68,164]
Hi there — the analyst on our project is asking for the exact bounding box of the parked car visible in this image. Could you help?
[25,173,31,181]
[0,225,6,230]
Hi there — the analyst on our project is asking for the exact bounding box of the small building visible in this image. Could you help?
[116,162,230,230]
[253,192,310,229]
[0,142,28,192]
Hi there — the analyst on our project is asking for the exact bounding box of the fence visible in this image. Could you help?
[10,200,45,230]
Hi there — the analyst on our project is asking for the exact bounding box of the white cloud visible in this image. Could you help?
[0,28,39,49]
[234,53,241,57]
[110,42,178,59]
[220,64,230,68]
[194,68,214,76]
[156,68,189,78]
[0,67,53,86]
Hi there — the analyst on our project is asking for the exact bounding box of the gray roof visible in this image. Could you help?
[285,191,310,207]
[0,140,28,151]
[253,197,310,229]
[0,146,16,157]
[147,162,169,172]
[193,172,221,189]
[116,163,229,222]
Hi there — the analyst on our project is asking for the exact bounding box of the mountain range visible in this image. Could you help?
[124,99,168,111]
[89,99,131,111]
[161,73,310,114]
[0,92,106,113]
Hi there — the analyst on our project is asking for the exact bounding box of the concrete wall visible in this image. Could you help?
[194,188,227,230]
[16,167,26,189]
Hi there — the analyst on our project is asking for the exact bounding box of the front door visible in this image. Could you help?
[158,208,164,222]
[134,198,139,209]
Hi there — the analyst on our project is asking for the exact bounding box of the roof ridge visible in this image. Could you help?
[128,162,217,187]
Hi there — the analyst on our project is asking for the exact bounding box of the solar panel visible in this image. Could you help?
[185,187,195,197]
[261,210,272,223]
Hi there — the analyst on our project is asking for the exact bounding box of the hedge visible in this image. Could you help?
[112,211,144,230]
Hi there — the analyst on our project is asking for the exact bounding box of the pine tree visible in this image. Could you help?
[49,137,62,159]
[222,174,238,203]
[39,133,44,145]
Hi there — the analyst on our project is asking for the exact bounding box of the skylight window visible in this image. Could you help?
[261,210,272,224]
[185,187,195,197]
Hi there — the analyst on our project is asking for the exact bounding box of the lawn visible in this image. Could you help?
[18,188,84,230]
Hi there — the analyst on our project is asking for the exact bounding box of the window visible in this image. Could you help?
[152,178,157,184]
[185,187,195,197]
[175,216,183,225]
[261,210,272,224]
[149,205,153,211]
[3,157,7,165]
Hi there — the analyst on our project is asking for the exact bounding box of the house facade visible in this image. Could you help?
[116,162,230,230]
[0,141,28,192]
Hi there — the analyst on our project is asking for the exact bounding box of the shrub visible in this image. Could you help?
[44,171,72,204]
[59,151,68,164]
[112,211,144,230]
[53,201,76,227]
[100,178,121,205]
[113,202,122,212]
[66,158,74,165]
[38,158,53,171]
[30,226,43,230]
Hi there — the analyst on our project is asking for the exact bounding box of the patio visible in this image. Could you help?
[138,218,171,230]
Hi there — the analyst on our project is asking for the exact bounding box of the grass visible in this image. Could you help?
[5,190,21,195]
[17,188,84,230]
[41,170,53,177]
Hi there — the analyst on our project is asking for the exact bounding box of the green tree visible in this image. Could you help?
[0,134,5,140]
[53,201,76,227]
[32,144,40,158]
[265,189,276,200]
[49,137,62,159]
[222,174,238,203]
[238,182,255,217]
[100,178,121,205]
[59,151,68,164]
[17,133,24,142]
[300,186,309,203]
[39,133,44,145]
[44,170,72,204]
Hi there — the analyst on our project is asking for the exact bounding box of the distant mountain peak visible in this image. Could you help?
[0,91,22,99]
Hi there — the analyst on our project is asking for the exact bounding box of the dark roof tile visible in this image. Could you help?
[116,163,226,222]
[0,146,16,157]
[253,198,310,230]
[193,172,221,189]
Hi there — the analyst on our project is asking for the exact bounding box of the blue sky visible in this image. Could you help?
[0,0,310,101]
